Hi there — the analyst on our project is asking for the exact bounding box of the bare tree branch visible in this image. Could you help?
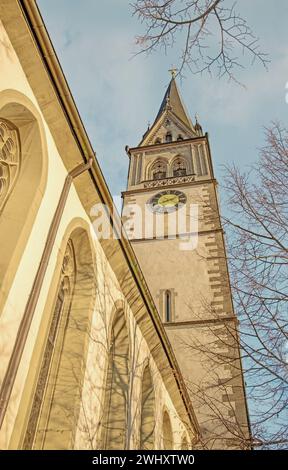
[132,0,269,83]
[222,122,288,448]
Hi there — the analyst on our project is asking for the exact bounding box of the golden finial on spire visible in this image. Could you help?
[168,66,178,79]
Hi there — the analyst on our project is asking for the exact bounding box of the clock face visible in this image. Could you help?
[147,190,187,213]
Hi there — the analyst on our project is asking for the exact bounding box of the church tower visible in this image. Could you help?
[122,73,250,449]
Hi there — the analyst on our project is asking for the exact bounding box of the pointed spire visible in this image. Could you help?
[138,74,199,146]
[154,76,193,131]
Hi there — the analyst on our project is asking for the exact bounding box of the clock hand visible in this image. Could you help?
[161,195,175,203]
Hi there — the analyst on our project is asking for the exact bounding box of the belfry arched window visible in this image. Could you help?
[172,157,187,177]
[165,132,172,143]
[177,134,184,141]
[155,138,161,144]
[150,160,168,180]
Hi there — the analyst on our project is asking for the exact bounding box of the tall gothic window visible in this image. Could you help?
[150,160,168,180]
[181,434,189,450]
[165,290,171,322]
[162,411,174,449]
[140,365,155,449]
[23,240,76,450]
[102,309,130,450]
[0,101,47,318]
[172,157,187,177]
[165,132,172,143]
[23,228,95,450]
[0,119,20,212]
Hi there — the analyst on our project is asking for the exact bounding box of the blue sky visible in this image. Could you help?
[38,0,288,198]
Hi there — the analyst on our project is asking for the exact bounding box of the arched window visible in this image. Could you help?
[162,411,173,450]
[102,309,130,450]
[155,138,161,144]
[181,434,189,449]
[172,157,187,177]
[0,98,47,316]
[150,160,168,180]
[23,228,96,449]
[0,119,20,211]
[23,240,76,449]
[140,365,155,449]
[165,290,172,322]
[177,134,184,141]
[166,132,172,143]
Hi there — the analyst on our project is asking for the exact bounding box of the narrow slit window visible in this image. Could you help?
[165,290,172,322]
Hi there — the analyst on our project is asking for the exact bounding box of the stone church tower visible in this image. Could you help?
[122,74,250,449]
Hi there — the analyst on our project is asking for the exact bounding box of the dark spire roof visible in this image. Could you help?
[154,78,193,130]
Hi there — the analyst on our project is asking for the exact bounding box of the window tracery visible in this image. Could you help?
[23,240,76,449]
[0,119,20,211]
[150,160,168,180]
[172,157,187,177]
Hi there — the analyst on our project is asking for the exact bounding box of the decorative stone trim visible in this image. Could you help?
[144,174,195,188]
